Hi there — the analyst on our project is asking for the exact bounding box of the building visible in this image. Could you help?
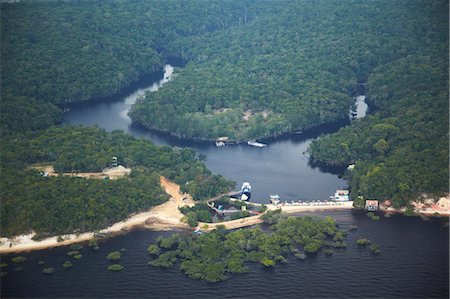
[365,200,379,211]
[332,190,350,201]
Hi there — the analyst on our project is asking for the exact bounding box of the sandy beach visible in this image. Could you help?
[0,173,357,254]
[0,176,193,254]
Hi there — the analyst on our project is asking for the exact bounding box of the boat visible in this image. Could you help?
[331,190,350,201]
[247,140,267,147]
[215,141,225,147]
[270,194,280,204]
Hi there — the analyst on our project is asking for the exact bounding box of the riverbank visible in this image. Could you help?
[0,177,354,254]
[0,176,193,254]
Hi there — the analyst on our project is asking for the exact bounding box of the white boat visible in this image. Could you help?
[215,141,225,147]
[247,140,267,147]
[270,194,280,204]
[331,190,350,201]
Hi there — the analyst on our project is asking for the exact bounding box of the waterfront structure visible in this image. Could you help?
[365,200,379,211]
[331,190,350,201]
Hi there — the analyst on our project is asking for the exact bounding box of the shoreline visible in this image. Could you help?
[0,176,192,254]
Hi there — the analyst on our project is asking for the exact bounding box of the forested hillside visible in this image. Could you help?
[1,126,234,237]
[0,0,448,227]
[0,0,259,132]
[309,53,448,208]
[130,0,446,140]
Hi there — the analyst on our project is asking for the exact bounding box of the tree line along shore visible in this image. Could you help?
[0,0,448,242]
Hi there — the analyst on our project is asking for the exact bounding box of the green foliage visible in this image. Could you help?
[62,261,73,269]
[230,210,250,221]
[11,256,26,263]
[260,257,275,267]
[147,245,161,256]
[404,206,418,217]
[261,209,287,225]
[323,249,333,256]
[371,215,380,221]
[356,239,370,246]
[179,203,213,224]
[42,267,55,274]
[88,239,99,250]
[295,253,307,260]
[310,52,448,207]
[108,264,124,271]
[148,215,344,282]
[67,251,80,257]
[106,251,121,261]
[73,254,82,260]
[1,126,233,237]
[369,243,381,255]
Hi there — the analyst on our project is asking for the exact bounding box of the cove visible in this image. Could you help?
[63,63,348,202]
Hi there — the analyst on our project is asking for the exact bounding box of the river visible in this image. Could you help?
[63,63,348,202]
[2,65,448,298]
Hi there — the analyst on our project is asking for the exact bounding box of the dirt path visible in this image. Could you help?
[30,164,131,180]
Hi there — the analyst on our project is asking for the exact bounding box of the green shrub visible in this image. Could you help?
[366,212,375,218]
[42,267,55,274]
[147,244,161,256]
[67,251,80,256]
[303,240,322,253]
[323,249,333,255]
[371,215,380,221]
[63,261,73,268]
[73,254,82,259]
[295,253,307,260]
[11,256,26,263]
[108,264,124,271]
[369,243,381,255]
[260,257,275,267]
[106,251,121,261]
[356,238,370,246]
[404,206,418,217]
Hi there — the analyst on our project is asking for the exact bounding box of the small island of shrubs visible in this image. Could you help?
[147,210,350,282]
[108,264,124,271]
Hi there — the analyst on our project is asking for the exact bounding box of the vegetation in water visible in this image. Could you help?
[42,267,55,274]
[356,239,370,246]
[88,239,99,250]
[147,212,348,282]
[73,254,82,260]
[108,264,124,271]
[67,251,80,257]
[369,243,381,255]
[63,261,73,269]
[1,126,234,237]
[106,251,121,261]
[11,256,26,263]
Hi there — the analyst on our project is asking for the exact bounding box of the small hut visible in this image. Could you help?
[365,200,379,211]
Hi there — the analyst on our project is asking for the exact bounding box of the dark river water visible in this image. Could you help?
[1,65,448,298]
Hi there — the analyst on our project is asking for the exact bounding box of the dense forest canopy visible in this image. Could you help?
[130,0,447,140]
[0,126,234,237]
[0,0,448,232]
